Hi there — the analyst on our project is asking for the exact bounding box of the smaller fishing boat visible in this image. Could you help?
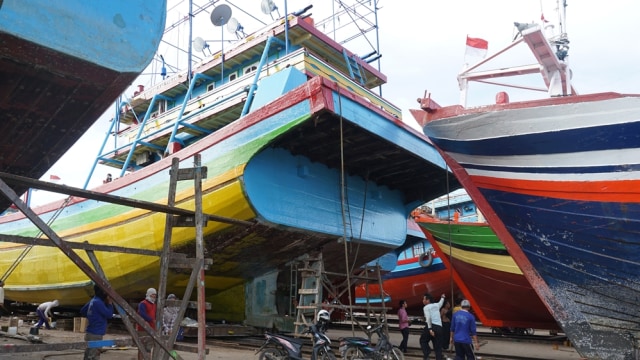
[354,218,460,315]
[414,203,558,331]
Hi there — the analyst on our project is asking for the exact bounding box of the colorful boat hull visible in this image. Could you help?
[418,93,640,358]
[1,74,452,323]
[0,1,166,208]
[416,216,558,330]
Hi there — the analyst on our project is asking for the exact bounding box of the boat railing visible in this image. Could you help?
[110,46,398,170]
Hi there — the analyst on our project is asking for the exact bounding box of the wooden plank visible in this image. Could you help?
[0,338,132,353]
[0,234,161,256]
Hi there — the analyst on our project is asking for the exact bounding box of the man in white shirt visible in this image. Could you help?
[419,293,446,360]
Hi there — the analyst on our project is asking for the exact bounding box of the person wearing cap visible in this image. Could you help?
[34,299,59,329]
[81,285,114,360]
[136,288,157,360]
[420,293,446,360]
[162,294,180,336]
[450,299,479,360]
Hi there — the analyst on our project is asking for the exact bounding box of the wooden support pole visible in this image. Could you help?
[194,154,207,360]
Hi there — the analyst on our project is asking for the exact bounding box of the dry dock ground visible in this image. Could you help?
[0,317,583,359]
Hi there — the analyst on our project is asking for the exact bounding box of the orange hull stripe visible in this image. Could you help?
[471,176,640,202]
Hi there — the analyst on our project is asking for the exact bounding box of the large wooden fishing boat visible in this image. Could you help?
[0,2,456,325]
[413,3,640,358]
[0,0,166,209]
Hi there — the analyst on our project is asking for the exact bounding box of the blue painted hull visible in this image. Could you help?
[0,0,166,209]
[422,93,640,359]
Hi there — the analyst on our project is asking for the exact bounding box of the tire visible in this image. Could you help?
[388,346,405,360]
[258,348,287,360]
[419,249,434,267]
[342,346,365,360]
[318,348,337,360]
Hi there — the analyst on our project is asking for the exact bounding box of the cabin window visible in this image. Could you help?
[244,64,258,75]
[158,99,167,114]
[412,242,426,258]
[229,73,237,81]
[207,83,215,92]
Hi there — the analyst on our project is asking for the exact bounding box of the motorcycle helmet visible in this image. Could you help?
[317,309,330,323]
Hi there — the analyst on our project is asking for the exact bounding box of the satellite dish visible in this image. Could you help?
[226,17,246,39]
[261,0,277,14]
[260,0,280,19]
[210,4,232,26]
[227,18,239,33]
[193,37,206,52]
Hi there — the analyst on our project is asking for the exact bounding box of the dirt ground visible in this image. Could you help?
[0,321,252,360]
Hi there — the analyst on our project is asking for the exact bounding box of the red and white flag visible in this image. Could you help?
[465,35,488,60]
[49,174,61,182]
[541,13,549,23]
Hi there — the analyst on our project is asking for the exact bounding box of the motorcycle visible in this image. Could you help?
[256,310,337,360]
[338,319,404,360]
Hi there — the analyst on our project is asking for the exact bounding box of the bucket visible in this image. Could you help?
[7,326,17,335]
[29,327,39,335]
[9,317,19,327]
[18,319,23,326]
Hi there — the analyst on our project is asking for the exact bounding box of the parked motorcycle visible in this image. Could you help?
[256,310,337,360]
[338,318,404,360]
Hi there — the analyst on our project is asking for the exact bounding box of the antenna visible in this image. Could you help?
[193,36,211,55]
[210,4,232,82]
[227,17,246,39]
[260,0,280,20]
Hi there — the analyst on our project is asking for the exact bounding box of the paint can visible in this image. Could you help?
[29,327,39,335]
[7,326,17,335]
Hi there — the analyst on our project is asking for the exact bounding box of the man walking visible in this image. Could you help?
[450,299,480,360]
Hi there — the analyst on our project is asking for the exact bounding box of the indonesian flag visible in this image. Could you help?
[49,174,61,182]
[541,13,549,23]
[465,35,488,60]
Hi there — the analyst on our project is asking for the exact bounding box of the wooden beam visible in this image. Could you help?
[0,338,132,353]
[0,234,161,256]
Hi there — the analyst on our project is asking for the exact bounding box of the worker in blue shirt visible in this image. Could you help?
[80,285,114,360]
[449,299,480,360]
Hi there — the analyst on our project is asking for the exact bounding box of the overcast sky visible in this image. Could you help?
[31,0,640,205]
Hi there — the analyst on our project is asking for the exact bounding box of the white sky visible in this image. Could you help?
[31,0,640,205]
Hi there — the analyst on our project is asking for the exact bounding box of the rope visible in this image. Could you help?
[445,166,456,302]
[337,90,356,334]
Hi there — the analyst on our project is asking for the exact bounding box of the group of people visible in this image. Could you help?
[397,293,479,360]
[32,286,181,360]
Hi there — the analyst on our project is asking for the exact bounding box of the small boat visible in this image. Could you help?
[354,218,459,315]
[0,1,166,209]
[413,3,640,358]
[414,211,558,331]
[0,2,455,326]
